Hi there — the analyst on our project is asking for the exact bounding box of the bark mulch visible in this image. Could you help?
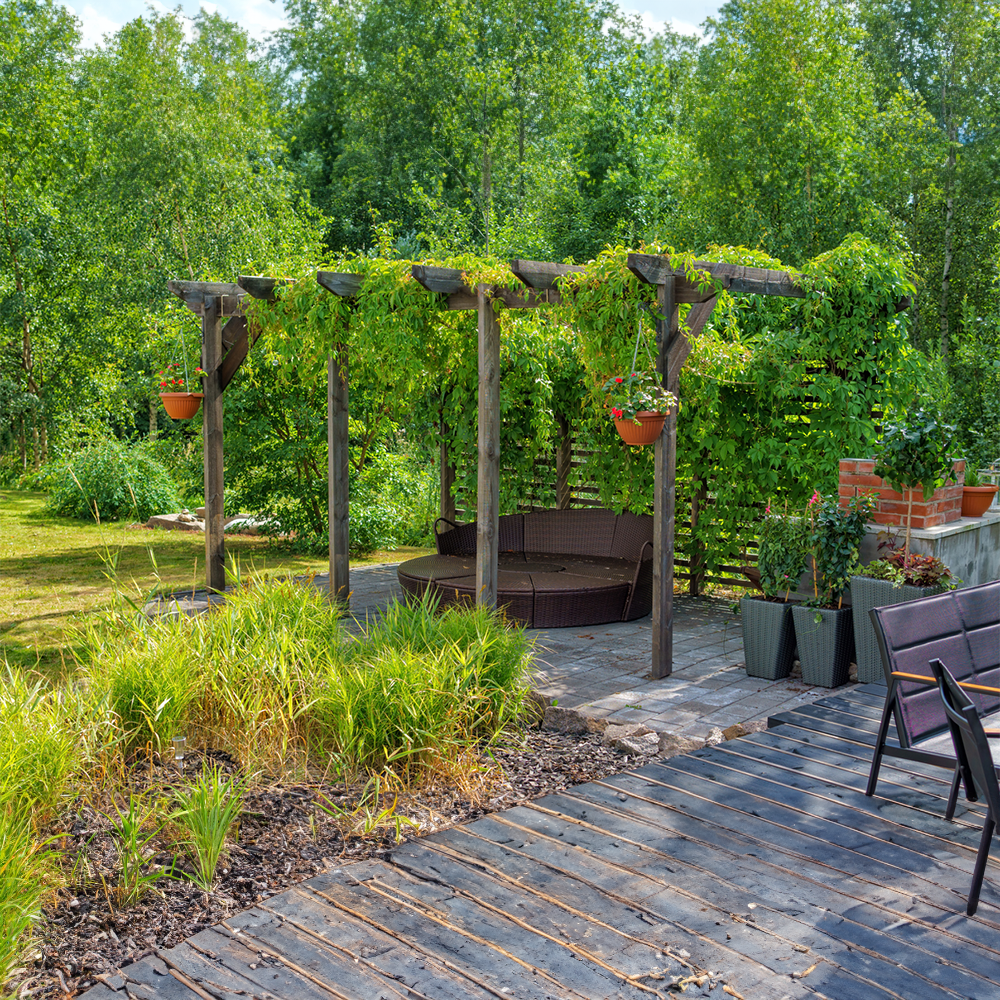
[16,731,630,998]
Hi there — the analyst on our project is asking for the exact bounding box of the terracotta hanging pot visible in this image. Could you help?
[160,393,204,420]
[962,485,999,517]
[613,411,666,447]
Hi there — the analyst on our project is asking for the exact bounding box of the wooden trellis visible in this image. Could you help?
[169,257,809,679]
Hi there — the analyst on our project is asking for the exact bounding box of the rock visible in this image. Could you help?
[722,719,768,741]
[705,727,726,747]
[611,732,660,756]
[656,732,706,759]
[521,690,554,727]
[542,706,606,735]
[146,512,205,533]
[603,722,654,744]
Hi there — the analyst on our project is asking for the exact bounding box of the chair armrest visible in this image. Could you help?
[891,671,1000,697]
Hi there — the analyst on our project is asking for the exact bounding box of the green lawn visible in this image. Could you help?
[0,490,432,678]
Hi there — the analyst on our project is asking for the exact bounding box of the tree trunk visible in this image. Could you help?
[482,146,491,254]
[18,415,25,471]
[940,85,957,361]
[31,411,39,472]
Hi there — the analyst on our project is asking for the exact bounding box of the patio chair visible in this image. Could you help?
[866,581,1000,819]
[929,658,1000,915]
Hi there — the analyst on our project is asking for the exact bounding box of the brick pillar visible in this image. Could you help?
[838,458,966,528]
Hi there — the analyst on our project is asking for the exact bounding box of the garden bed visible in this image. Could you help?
[23,731,627,997]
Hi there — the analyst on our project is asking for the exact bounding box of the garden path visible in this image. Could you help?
[151,562,832,741]
[84,684,1000,1000]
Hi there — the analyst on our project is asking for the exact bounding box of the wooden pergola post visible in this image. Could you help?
[652,277,677,678]
[476,284,500,608]
[202,294,226,592]
[315,271,362,604]
[328,349,350,602]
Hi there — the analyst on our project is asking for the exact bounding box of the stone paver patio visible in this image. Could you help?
[154,561,835,738]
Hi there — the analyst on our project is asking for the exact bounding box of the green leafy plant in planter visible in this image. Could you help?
[850,536,956,684]
[740,501,810,680]
[792,490,878,688]
[873,409,957,561]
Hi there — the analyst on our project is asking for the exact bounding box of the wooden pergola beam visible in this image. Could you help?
[168,280,246,317]
[627,255,806,302]
[509,260,585,290]
[317,272,363,297]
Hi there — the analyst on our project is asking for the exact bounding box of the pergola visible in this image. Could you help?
[169,255,807,678]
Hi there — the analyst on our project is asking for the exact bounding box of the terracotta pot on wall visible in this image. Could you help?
[613,411,666,447]
[160,393,204,420]
[962,485,999,517]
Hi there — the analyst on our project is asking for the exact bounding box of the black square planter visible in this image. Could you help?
[740,596,797,680]
[791,604,854,688]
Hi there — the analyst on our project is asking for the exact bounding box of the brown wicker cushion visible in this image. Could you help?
[523,508,617,558]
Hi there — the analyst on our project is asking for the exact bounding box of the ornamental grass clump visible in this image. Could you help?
[0,811,51,989]
[77,581,531,781]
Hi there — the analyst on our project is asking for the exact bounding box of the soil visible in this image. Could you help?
[16,732,629,998]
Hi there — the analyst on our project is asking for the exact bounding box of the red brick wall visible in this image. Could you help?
[838,458,966,529]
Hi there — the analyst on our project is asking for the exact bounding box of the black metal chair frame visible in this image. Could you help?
[865,581,1000,820]
[929,658,1000,915]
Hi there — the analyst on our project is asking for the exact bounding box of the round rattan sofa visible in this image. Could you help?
[396,508,654,628]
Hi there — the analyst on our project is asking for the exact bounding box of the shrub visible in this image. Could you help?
[47,440,180,522]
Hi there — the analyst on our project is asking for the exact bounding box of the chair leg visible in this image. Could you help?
[967,810,996,916]
[946,765,962,820]
[866,695,896,798]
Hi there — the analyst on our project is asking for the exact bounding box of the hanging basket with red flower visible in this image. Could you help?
[156,362,207,419]
[602,370,677,447]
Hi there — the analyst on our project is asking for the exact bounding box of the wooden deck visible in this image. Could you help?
[87,684,1000,1000]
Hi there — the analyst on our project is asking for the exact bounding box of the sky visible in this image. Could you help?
[66,0,721,49]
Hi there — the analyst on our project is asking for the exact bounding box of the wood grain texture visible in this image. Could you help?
[627,254,806,300]
[508,259,585,289]
[317,271,363,297]
[476,285,500,609]
[328,350,350,603]
[168,280,245,317]
[201,294,226,594]
[412,265,469,295]
[236,275,283,301]
[652,277,676,680]
[82,686,1000,1000]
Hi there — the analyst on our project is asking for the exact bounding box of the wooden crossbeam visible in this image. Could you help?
[509,260,585,290]
[627,254,805,302]
[168,280,245,317]
[238,275,284,301]
[412,265,559,310]
[317,271,363,297]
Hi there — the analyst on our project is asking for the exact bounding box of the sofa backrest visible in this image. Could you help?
[610,512,654,562]
[523,508,617,558]
[871,581,1000,746]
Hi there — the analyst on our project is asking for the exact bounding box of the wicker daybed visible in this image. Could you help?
[396,508,654,628]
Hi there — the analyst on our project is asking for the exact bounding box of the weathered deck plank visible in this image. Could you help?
[85,687,1000,999]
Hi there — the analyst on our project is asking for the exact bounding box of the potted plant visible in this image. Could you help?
[157,363,207,419]
[741,501,810,680]
[873,409,957,561]
[961,466,999,517]
[791,490,877,688]
[602,370,677,446]
[851,539,955,684]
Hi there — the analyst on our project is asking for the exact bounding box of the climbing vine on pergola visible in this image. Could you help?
[169,238,919,679]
